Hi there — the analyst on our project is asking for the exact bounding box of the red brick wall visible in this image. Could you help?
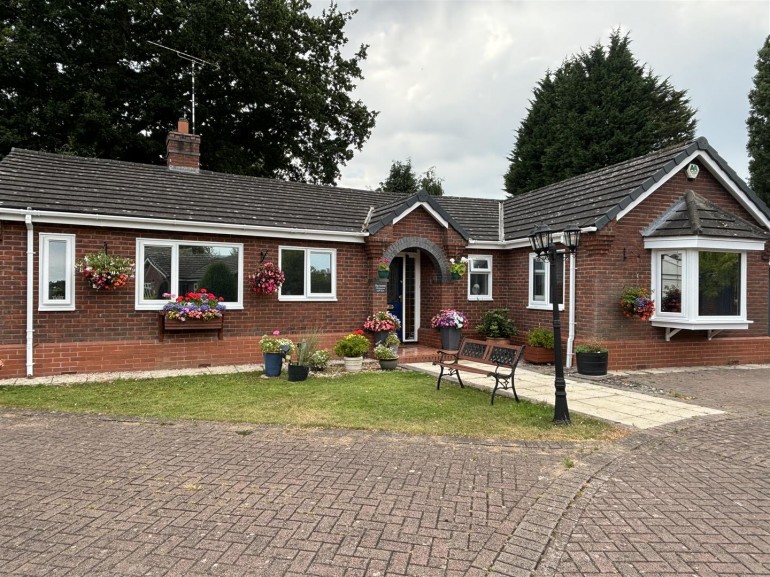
[510,162,770,369]
[2,167,768,378]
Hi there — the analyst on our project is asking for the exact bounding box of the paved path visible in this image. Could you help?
[405,362,723,429]
[0,365,768,576]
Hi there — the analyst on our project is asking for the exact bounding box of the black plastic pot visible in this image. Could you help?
[576,351,608,376]
[287,364,310,382]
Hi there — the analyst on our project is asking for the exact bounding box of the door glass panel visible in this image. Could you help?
[403,256,416,341]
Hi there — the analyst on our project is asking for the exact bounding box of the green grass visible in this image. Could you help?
[0,370,624,441]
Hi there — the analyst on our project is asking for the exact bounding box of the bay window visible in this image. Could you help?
[647,236,762,337]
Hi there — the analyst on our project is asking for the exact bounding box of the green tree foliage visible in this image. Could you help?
[504,30,696,196]
[199,261,238,302]
[378,158,444,196]
[0,0,377,185]
[747,36,770,205]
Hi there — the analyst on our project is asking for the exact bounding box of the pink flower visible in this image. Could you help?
[273,330,281,336]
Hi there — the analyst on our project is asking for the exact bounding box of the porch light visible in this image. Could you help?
[562,223,581,253]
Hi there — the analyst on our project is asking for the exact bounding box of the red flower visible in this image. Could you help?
[353,329,364,335]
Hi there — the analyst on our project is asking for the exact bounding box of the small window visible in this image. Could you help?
[136,240,243,309]
[659,252,683,313]
[279,247,336,300]
[468,255,492,300]
[39,233,75,311]
[528,252,565,310]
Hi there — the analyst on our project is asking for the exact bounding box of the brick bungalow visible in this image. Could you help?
[1,120,769,377]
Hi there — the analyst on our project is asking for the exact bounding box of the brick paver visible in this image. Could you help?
[1,365,768,576]
[0,411,583,576]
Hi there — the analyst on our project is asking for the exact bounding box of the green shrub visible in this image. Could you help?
[476,308,517,338]
[527,327,554,349]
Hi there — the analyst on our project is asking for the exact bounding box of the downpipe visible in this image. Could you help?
[25,211,35,377]
[566,252,576,369]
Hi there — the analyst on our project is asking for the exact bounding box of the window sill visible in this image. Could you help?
[651,318,752,341]
[278,297,338,303]
[467,296,493,301]
[527,304,565,312]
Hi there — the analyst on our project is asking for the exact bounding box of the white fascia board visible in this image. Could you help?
[0,208,367,243]
[616,150,699,221]
[467,238,528,250]
[617,150,770,231]
[644,235,766,251]
[392,202,448,228]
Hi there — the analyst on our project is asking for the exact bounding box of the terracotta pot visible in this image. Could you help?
[523,346,555,364]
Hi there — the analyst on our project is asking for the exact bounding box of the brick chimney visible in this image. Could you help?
[166,118,201,173]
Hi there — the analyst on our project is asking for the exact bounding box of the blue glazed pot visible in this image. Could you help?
[263,352,283,377]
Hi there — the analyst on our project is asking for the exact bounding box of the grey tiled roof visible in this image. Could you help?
[0,149,400,234]
[2,138,768,245]
[646,190,769,240]
[501,137,770,240]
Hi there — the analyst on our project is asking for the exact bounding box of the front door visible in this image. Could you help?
[387,252,420,342]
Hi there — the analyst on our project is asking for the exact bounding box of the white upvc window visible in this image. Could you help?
[646,236,763,334]
[39,233,76,311]
[279,246,336,301]
[467,255,492,300]
[528,252,565,310]
[135,239,244,310]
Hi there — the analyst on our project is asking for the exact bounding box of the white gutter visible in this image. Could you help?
[0,208,369,244]
[24,211,35,377]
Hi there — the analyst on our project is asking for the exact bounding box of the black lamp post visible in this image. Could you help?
[528,223,581,424]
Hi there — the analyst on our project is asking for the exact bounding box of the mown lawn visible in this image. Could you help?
[0,369,625,441]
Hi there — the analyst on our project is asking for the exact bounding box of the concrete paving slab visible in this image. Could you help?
[405,362,723,429]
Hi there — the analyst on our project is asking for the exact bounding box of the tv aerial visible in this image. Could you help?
[147,40,219,134]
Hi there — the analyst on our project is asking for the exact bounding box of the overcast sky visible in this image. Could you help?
[324,0,770,198]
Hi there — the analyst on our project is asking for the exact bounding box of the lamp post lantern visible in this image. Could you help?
[528,223,580,424]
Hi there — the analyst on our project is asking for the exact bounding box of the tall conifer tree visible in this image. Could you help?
[747,36,770,205]
[504,31,696,196]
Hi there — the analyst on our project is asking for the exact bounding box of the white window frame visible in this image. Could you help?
[135,239,244,310]
[467,254,493,301]
[645,236,765,334]
[278,246,337,301]
[650,246,751,330]
[39,233,76,311]
[527,252,565,311]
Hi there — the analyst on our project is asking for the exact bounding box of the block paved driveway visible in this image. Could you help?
[0,366,768,576]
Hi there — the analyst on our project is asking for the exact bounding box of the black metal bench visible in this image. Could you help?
[433,338,526,405]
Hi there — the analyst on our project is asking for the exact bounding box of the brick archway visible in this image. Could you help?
[381,236,451,283]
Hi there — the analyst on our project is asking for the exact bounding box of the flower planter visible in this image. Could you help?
[439,327,462,350]
[378,358,398,371]
[576,351,608,376]
[287,364,310,381]
[343,356,364,372]
[263,352,284,377]
[378,270,390,279]
[451,272,461,281]
[158,314,224,342]
[523,346,555,364]
[374,330,389,345]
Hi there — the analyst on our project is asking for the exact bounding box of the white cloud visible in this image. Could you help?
[329,0,770,197]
